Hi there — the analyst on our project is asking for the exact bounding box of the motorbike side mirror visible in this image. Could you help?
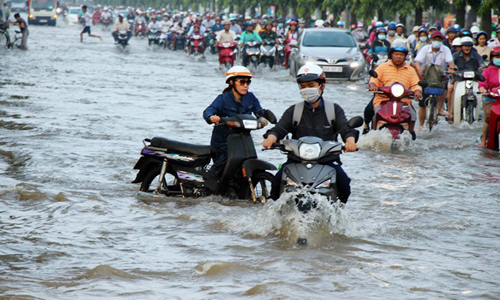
[372,54,379,62]
[369,70,378,78]
[256,109,277,124]
[418,80,428,88]
[347,116,364,128]
[475,74,485,82]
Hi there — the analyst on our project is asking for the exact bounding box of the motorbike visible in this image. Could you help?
[173,29,186,51]
[189,34,205,56]
[260,38,276,69]
[101,17,112,31]
[218,41,237,69]
[276,36,285,66]
[132,110,277,202]
[479,88,500,152]
[266,116,363,245]
[369,70,427,150]
[206,30,217,54]
[116,30,129,50]
[148,29,161,47]
[452,70,485,125]
[243,40,261,69]
[134,22,146,39]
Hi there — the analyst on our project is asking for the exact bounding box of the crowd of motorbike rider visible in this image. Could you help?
[356,19,499,146]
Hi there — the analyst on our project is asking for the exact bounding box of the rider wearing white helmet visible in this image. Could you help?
[203,66,268,175]
[262,63,358,202]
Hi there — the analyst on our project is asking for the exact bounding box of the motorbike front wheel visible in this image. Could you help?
[251,171,274,202]
[466,103,475,125]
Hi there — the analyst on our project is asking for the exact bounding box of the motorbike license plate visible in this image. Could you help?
[323,66,342,73]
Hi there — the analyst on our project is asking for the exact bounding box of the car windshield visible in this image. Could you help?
[303,31,356,47]
[31,0,54,10]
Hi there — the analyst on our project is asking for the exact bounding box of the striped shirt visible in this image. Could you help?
[370,60,422,107]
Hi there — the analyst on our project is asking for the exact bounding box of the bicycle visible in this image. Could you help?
[0,22,12,49]
[423,86,445,131]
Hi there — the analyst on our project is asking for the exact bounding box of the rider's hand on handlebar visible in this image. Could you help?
[259,117,269,127]
[479,87,487,94]
[414,90,423,99]
[368,82,378,91]
[344,137,357,152]
[262,135,277,149]
[210,115,221,125]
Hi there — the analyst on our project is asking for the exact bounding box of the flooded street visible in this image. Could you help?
[1,24,499,299]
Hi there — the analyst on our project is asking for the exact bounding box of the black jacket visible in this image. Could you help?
[264,98,357,146]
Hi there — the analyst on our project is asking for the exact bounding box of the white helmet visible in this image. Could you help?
[452,37,462,47]
[225,66,252,83]
[314,19,324,28]
[461,36,474,46]
[470,25,480,34]
[296,63,325,83]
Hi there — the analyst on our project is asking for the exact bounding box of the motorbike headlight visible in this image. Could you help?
[463,71,475,79]
[298,143,321,160]
[286,178,299,186]
[390,83,405,98]
[242,120,258,129]
[315,180,331,189]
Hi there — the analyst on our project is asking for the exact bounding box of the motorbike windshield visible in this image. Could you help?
[303,31,356,47]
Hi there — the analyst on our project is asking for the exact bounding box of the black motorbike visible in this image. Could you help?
[266,116,363,244]
[116,30,129,50]
[243,40,261,69]
[148,29,161,46]
[260,38,276,69]
[133,110,277,202]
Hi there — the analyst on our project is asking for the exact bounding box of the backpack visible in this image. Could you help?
[422,64,445,88]
[292,100,336,128]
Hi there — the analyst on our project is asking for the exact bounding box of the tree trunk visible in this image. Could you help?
[415,7,422,26]
[350,10,356,26]
[481,8,492,38]
[455,4,466,28]
[377,9,383,23]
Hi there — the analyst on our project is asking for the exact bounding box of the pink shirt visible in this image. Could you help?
[478,65,500,91]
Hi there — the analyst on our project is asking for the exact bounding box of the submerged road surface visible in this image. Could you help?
[0,24,499,299]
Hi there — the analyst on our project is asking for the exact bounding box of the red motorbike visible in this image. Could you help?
[370,70,427,144]
[189,34,205,56]
[134,22,146,38]
[218,41,237,69]
[480,88,500,152]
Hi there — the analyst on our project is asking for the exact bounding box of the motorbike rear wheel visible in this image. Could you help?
[140,165,180,195]
[426,96,437,132]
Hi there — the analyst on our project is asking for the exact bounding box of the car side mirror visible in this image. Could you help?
[369,70,378,78]
[418,80,428,88]
[347,116,364,128]
[256,109,277,124]
[475,74,485,82]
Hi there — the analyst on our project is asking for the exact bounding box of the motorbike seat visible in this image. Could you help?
[150,137,214,156]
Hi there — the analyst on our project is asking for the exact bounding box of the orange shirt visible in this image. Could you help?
[370,60,422,107]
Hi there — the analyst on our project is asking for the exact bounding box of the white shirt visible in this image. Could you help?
[148,21,162,31]
[216,30,236,43]
[101,12,112,20]
[114,20,129,31]
[415,44,454,69]
[160,20,173,32]
[83,12,92,27]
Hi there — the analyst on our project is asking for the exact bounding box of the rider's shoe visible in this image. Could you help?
[410,131,417,141]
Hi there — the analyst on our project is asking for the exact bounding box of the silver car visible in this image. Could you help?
[289,28,365,81]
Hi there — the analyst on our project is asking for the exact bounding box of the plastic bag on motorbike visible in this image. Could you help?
[422,64,446,89]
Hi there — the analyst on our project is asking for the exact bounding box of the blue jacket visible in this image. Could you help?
[203,91,263,152]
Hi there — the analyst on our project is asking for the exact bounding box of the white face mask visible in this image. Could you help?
[300,87,321,104]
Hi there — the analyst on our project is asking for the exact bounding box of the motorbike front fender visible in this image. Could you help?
[242,159,277,178]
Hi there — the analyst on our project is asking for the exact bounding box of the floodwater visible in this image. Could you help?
[1,23,499,299]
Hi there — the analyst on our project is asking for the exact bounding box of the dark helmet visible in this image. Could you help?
[418,27,428,34]
[446,27,457,34]
[459,28,472,38]
[376,27,387,34]
[245,21,254,27]
[388,23,397,30]
[389,41,409,58]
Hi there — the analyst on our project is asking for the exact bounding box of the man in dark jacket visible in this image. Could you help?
[262,64,357,202]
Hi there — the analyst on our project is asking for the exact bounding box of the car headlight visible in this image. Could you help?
[315,180,331,189]
[242,120,258,129]
[350,61,360,68]
[300,53,317,61]
[391,83,405,98]
[298,143,321,160]
[286,178,299,186]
